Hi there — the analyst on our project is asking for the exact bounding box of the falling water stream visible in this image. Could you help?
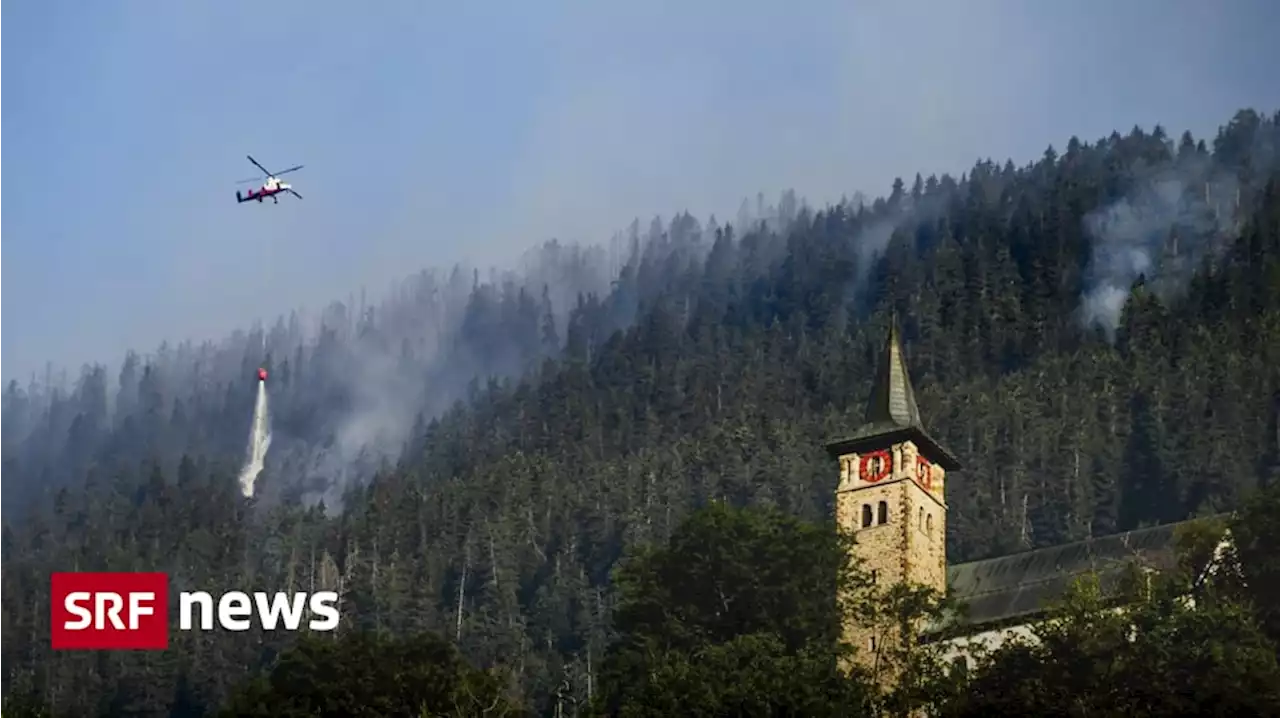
[238,378,272,498]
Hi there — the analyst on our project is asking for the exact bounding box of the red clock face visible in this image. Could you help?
[916,455,933,490]
[859,450,892,483]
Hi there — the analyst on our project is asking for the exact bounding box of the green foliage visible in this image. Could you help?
[596,503,876,716]
[219,631,524,718]
[1173,515,1232,582]
[602,632,873,718]
[609,501,860,652]
[1230,482,1280,646]
[859,582,962,716]
[0,692,56,718]
[945,566,1280,716]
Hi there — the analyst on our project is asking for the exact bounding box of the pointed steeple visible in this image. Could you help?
[827,315,961,470]
[861,315,923,433]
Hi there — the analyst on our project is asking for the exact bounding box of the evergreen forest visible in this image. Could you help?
[3,107,1280,716]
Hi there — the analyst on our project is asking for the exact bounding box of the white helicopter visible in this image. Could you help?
[235,155,304,204]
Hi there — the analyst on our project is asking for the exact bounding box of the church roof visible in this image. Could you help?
[944,520,1199,629]
[826,318,961,469]
[862,319,923,432]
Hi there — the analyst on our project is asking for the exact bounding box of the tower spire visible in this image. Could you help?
[827,315,960,470]
[862,313,923,432]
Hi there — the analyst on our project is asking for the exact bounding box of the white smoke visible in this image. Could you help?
[1080,159,1240,339]
[238,379,272,497]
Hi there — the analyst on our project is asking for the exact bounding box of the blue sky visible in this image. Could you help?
[3,0,1278,381]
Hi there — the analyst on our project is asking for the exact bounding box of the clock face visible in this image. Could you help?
[915,455,933,491]
[858,450,892,483]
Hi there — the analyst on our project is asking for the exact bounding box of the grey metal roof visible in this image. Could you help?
[944,521,1191,628]
[862,320,922,432]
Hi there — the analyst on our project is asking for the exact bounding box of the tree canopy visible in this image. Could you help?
[596,502,876,716]
[218,632,521,718]
[944,570,1280,717]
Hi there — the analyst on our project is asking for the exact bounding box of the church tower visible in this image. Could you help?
[827,319,961,675]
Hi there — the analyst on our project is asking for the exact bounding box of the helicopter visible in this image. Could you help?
[235,155,304,204]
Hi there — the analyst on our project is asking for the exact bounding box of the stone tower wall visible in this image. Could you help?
[834,440,948,675]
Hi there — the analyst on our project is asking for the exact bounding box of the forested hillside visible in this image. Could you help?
[4,108,1280,716]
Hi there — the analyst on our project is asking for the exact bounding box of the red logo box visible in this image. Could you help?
[51,572,170,650]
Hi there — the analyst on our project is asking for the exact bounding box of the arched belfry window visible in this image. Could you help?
[877,501,888,524]
[918,507,925,529]
[861,504,873,528]
[927,513,934,535]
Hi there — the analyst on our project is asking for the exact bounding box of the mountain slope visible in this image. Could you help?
[4,108,1280,716]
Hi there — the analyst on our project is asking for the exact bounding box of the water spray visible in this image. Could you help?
[238,369,272,497]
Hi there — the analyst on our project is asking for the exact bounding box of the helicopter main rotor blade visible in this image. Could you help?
[274,165,304,176]
[246,155,273,178]
[236,176,265,184]
[288,189,303,200]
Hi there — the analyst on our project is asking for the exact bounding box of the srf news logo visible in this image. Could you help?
[51,572,340,650]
